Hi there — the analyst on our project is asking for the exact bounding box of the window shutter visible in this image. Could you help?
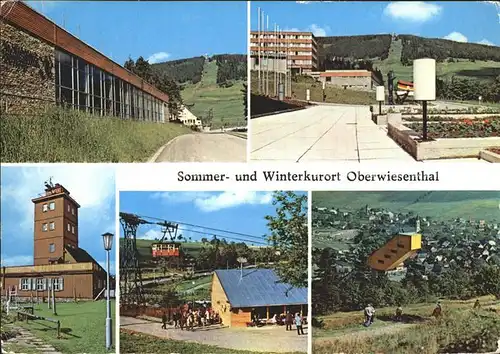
[59,277,64,291]
[32,278,36,290]
[19,278,22,289]
[43,278,47,290]
[27,278,31,290]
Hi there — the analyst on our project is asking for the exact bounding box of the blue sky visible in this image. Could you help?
[26,1,247,65]
[251,1,499,46]
[119,191,306,246]
[1,166,116,274]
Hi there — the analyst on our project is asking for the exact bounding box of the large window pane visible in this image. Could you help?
[79,93,88,108]
[93,69,101,96]
[79,70,88,92]
[58,51,71,66]
[60,87,72,105]
[60,64,72,88]
[105,75,113,101]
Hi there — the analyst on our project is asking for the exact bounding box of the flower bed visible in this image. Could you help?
[406,117,500,138]
[488,147,500,155]
[403,114,500,122]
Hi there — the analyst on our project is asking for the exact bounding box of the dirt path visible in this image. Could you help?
[154,133,246,162]
[121,316,308,353]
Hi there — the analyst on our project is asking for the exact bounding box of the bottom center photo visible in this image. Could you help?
[118,191,309,354]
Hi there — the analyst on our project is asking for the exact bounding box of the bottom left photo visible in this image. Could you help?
[0,165,117,354]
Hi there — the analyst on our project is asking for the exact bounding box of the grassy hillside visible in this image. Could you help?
[313,297,500,354]
[312,191,500,222]
[182,60,245,128]
[0,107,190,162]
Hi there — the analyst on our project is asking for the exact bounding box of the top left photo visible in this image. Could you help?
[0,1,248,163]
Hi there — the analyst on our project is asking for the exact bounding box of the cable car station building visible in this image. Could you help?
[211,269,308,327]
[1,182,111,300]
[0,2,169,121]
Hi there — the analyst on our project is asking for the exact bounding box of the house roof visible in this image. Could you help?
[65,246,101,269]
[214,269,307,308]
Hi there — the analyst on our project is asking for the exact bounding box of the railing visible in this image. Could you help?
[16,310,61,338]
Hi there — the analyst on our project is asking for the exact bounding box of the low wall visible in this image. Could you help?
[388,123,500,160]
[250,94,308,118]
[480,150,500,163]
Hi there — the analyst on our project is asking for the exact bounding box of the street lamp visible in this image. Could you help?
[102,232,113,351]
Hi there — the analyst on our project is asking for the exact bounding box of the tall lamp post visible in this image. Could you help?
[102,232,114,351]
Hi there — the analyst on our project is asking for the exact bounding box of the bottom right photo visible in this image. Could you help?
[311,191,500,354]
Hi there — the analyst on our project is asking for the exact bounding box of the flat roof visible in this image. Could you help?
[4,2,169,103]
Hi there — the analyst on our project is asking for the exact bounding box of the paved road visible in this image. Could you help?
[121,316,308,353]
[250,105,415,162]
[154,133,246,162]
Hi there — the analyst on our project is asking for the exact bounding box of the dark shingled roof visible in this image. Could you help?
[65,247,100,267]
[214,269,307,308]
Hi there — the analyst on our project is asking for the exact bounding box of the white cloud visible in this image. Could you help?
[283,24,330,37]
[1,255,32,267]
[478,39,495,46]
[443,32,468,43]
[153,191,273,213]
[147,52,170,64]
[194,191,273,212]
[141,229,163,240]
[482,1,500,23]
[1,166,115,238]
[384,2,442,22]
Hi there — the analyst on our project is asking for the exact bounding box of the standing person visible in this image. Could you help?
[161,311,167,330]
[474,299,481,309]
[432,301,442,318]
[173,311,179,328]
[285,311,293,331]
[364,304,375,326]
[395,305,403,321]
[295,313,304,335]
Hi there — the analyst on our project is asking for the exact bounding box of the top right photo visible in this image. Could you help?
[249,1,500,163]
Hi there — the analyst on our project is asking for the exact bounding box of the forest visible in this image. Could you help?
[400,35,500,64]
[151,56,206,84]
[312,207,500,315]
[213,54,247,86]
[436,75,500,102]
[317,35,392,60]
[124,56,183,118]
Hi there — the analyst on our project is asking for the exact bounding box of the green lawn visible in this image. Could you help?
[14,300,116,354]
[182,60,246,129]
[120,330,305,354]
[0,107,191,162]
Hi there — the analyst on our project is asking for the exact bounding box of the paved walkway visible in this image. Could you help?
[250,105,415,162]
[121,316,308,353]
[153,133,246,162]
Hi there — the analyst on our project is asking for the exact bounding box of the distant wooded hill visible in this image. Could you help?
[317,34,500,63]
[152,54,246,85]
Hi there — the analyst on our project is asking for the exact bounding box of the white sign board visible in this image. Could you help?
[376,86,385,102]
[306,89,310,101]
[413,58,436,101]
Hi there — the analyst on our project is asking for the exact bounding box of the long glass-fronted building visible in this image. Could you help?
[1,2,169,121]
